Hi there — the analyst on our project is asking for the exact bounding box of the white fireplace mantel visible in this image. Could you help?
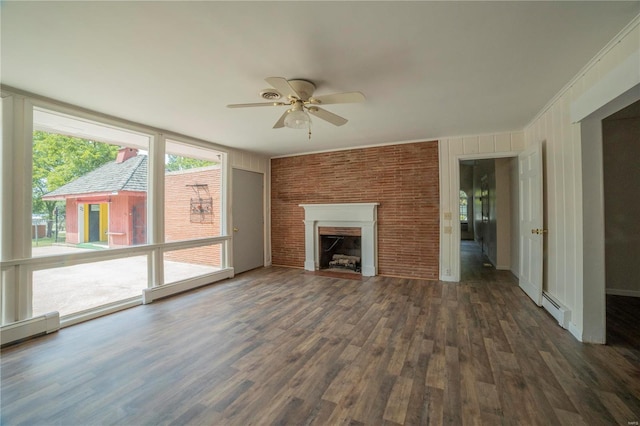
[299,203,379,276]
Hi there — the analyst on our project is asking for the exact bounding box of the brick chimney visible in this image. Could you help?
[115,147,138,163]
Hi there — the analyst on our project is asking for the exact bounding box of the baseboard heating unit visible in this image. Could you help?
[542,292,571,329]
[1,312,60,346]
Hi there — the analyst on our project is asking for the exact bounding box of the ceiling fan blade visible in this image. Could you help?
[307,107,348,126]
[273,110,289,129]
[310,91,365,105]
[227,102,285,108]
[265,77,302,99]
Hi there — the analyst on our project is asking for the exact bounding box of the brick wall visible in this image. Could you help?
[271,141,439,279]
[165,166,222,266]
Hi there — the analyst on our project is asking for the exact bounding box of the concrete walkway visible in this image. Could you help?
[32,245,219,317]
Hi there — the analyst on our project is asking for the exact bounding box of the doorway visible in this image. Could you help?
[602,99,640,347]
[580,83,640,343]
[458,157,518,276]
[88,204,100,242]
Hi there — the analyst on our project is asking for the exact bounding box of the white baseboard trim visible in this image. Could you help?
[606,288,640,297]
[541,292,571,329]
[143,268,234,304]
[1,312,60,346]
[568,322,583,342]
[440,274,457,282]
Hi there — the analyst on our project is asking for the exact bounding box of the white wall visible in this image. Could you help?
[524,16,640,342]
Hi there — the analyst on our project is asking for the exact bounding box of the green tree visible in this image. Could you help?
[32,131,119,219]
[165,155,216,172]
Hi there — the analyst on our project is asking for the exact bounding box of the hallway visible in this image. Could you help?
[459,239,514,282]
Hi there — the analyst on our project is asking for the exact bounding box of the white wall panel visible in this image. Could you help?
[479,135,495,153]
[495,133,511,152]
[462,136,479,155]
[229,149,268,173]
[449,137,464,156]
[511,132,525,151]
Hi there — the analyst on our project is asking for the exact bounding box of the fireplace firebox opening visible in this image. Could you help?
[318,227,361,273]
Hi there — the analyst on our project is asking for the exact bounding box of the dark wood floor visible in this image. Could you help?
[1,243,639,425]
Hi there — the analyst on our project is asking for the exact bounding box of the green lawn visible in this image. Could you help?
[32,234,66,247]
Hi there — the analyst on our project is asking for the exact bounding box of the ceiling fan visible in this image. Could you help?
[227,77,365,137]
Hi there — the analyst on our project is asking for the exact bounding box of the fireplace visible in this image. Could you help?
[299,203,379,276]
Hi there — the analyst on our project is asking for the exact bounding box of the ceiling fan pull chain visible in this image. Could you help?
[308,123,312,140]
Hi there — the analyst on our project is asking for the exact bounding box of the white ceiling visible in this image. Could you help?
[2,1,639,157]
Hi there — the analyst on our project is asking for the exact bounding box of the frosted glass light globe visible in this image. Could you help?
[285,110,311,129]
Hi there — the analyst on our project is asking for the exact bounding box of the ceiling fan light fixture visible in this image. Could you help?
[284,109,311,129]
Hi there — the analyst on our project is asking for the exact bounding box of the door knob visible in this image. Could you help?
[531,228,548,235]
[233,227,239,232]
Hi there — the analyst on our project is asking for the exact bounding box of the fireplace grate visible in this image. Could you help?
[328,254,361,272]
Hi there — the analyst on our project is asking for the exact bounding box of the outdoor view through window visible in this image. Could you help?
[31,110,224,318]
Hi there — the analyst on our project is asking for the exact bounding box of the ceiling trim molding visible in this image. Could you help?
[270,128,526,160]
[270,137,439,159]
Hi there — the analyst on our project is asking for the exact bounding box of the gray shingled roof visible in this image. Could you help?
[44,155,147,198]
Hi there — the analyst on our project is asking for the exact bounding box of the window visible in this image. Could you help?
[32,108,150,252]
[164,139,224,284]
[460,190,468,223]
[31,108,151,318]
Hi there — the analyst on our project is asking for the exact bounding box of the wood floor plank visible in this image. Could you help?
[401,339,431,425]
[1,241,639,425]
[422,386,445,425]
[475,381,502,418]
[443,345,462,424]
[596,389,639,426]
[383,376,413,424]
[456,309,482,425]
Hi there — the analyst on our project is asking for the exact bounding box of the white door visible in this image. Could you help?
[232,169,264,274]
[518,142,544,305]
